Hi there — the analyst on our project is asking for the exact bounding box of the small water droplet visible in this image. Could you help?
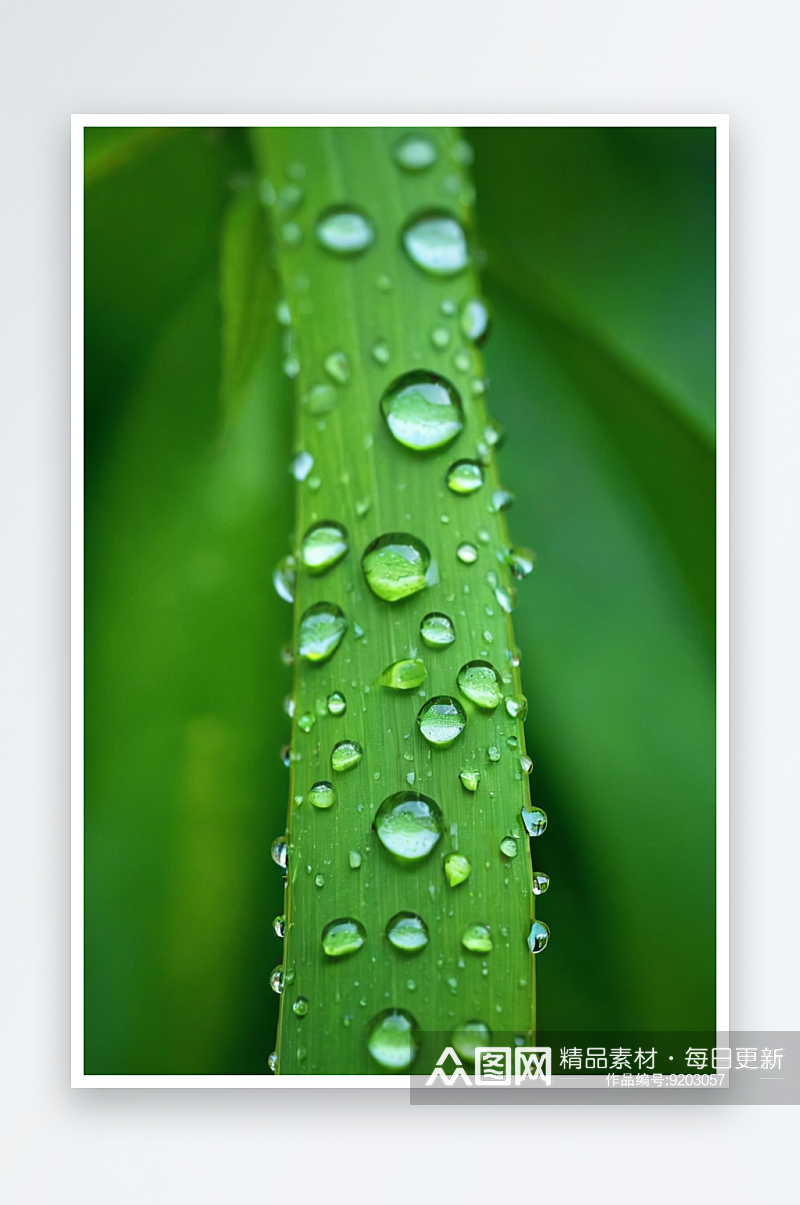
[420,611,456,648]
[500,835,518,858]
[300,521,349,574]
[280,221,303,248]
[462,923,493,953]
[282,694,295,718]
[362,532,430,601]
[380,370,463,452]
[443,852,472,887]
[386,911,430,952]
[459,769,480,792]
[298,711,315,734]
[495,583,518,614]
[370,337,390,365]
[366,1008,420,1070]
[270,836,288,869]
[292,996,309,1017]
[283,355,301,380]
[279,744,291,768]
[527,919,550,953]
[280,644,294,666]
[393,132,438,172]
[374,791,444,862]
[308,780,336,810]
[484,418,505,449]
[272,554,296,603]
[314,873,325,888]
[532,871,550,896]
[316,205,374,256]
[297,602,347,663]
[505,694,528,721]
[519,754,533,774]
[276,298,292,326]
[402,210,469,276]
[504,546,536,579]
[324,350,350,386]
[430,325,451,350]
[321,917,367,957]
[456,542,478,565]
[521,806,547,837]
[291,450,314,481]
[446,459,485,496]
[303,382,338,416]
[457,660,503,710]
[331,739,363,772]
[460,298,491,345]
[451,138,474,166]
[268,1050,278,1073]
[378,658,427,690]
[451,1021,490,1064]
[349,849,362,869]
[417,697,467,747]
[273,914,286,939]
[487,745,501,762]
[327,690,347,716]
[269,965,285,994]
[453,349,471,373]
[375,272,393,292]
[355,496,372,520]
[491,487,515,513]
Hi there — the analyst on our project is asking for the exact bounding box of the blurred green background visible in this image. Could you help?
[84,126,716,1073]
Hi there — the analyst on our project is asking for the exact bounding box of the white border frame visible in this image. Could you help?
[72,113,729,1088]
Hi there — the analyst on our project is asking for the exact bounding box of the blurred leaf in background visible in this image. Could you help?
[83,125,716,1072]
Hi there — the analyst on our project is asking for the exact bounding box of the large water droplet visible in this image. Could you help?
[322,917,367,958]
[300,521,349,574]
[331,739,363,772]
[532,871,550,896]
[270,836,288,869]
[495,583,518,614]
[457,660,503,710]
[309,780,336,809]
[269,965,285,994]
[521,806,548,837]
[316,205,374,256]
[504,694,528,721]
[297,602,347,663]
[272,554,296,603]
[420,612,456,648]
[327,690,347,716]
[459,769,480,792]
[380,370,463,452]
[451,1020,490,1064]
[386,911,430,952]
[504,546,536,580]
[374,791,444,862]
[417,697,467,747]
[378,658,427,690]
[273,914,286,938]
[500,835,518,858]
[456,542,478,565]
[324,349,350,384]
[268,1050,278,1073]
[443,852,472,886]
[460,298,491,345]
[462,923,493,953]
[367,1008,420,1070]
[349,849,362,869]
[446,459,484,495]
[527,920,550,954]
[362,532,430,601]
[491,487,515,513]
[402,210,469,276]
[393,132,438,172]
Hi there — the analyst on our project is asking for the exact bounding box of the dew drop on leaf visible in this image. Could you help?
[457,660,503,710]
[366,1008,420,1070]
[362,532,430,601]
[380,370,463,452]
[270,836,288,869]
[450,1020,490,1064]
[456,542,478,565]
[291,450,314,481]
[316,205,374,255]
[386,911,430,952]
[378,658,427,690]
[462,923,493,953]
[420,612,456,648]
[374,791,445,862]
[272,554,296,603]
[504,694,528,721]
[273,914,286,938]
[402,210,469,276]
[321,917,367,957]
[443,852,472,887]
[269,965,285,994]
[459,769,480,792]
[392,132,438,172]
[300,521,349,574]
[308,781,336,809]
[532,871,550,896]
[331,739,363,772]
[416,696,467,747]
[297,602,347,663]
[500,835,519,858]
[324,349,350,384]
[528,920,550,954]
[292,996,309,1017]
[327,690,347,716]
[521,806,548,837]
[460,298,491,345]
[504,546,536,579]
[446,459,484,495]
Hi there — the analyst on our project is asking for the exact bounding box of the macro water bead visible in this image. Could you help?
[315,205,375,255]
[380,370,464,452]
[362,532,431,601]
[402,209,469,276]
[374,791,445,863]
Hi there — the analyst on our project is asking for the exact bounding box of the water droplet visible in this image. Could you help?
[272,554,296,603]
[451,1021,490,1064]
[457,660,503,710]
[375,272,392,291]
[393,132,438,172]
[298,711,315,734]
[460,769,480,792]
[273,914,286,938]
[283,355,301,380]
[327,690,347,716]
[300,521,349,574]
[484,418,505,449]
[374,791,444,862]
[291,450,314,481]
[297,602,347,663]
[495,583,518,614]
[280,221,303,248]
[324,349,350,384]
[380,369,463,452]
[267,1050,278,1073]
[276,183,304,215]
[519,754,533,774]
[532,871,550,896]
[500,835,518,858]
[521,806,547,837]
[292,996,309,1018]
[362,532,430,601]
[276,299,292,326]
[406,978,417,992]
[460,298,491,345]
[451,138,474,166]
[504,546,536,580]
[528,920,550,954]
[456,542,478,565]
[386,911,430,952]
[281,644,294,666]
[308,781,336,809]
[316,205,374,256]
[487,745,501,762]
[349,850,362,869]
[279,744,291,768]
[462,923,493,953]
[355,496,372,519]
[371,337,390,366]
[270,836,288,869]
[378,658,427,690]
[430,325,451,350]
[304,382,338,416]
[420,612,456,648]
[491,487,515,513]
[453,349,471,373]
[286,161,306,182]
[307,474,322,492]
[366,1009,420,1070]
[443,852,472,887]
[314,873,325,888]
[445,459,484,496]
[331,739,363,772]
[402,209,469,276]
[322,917,367,957]
[417,697,467,747]
[505,694,528,721]
[269,965,285,994]
[283,694,295,718]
